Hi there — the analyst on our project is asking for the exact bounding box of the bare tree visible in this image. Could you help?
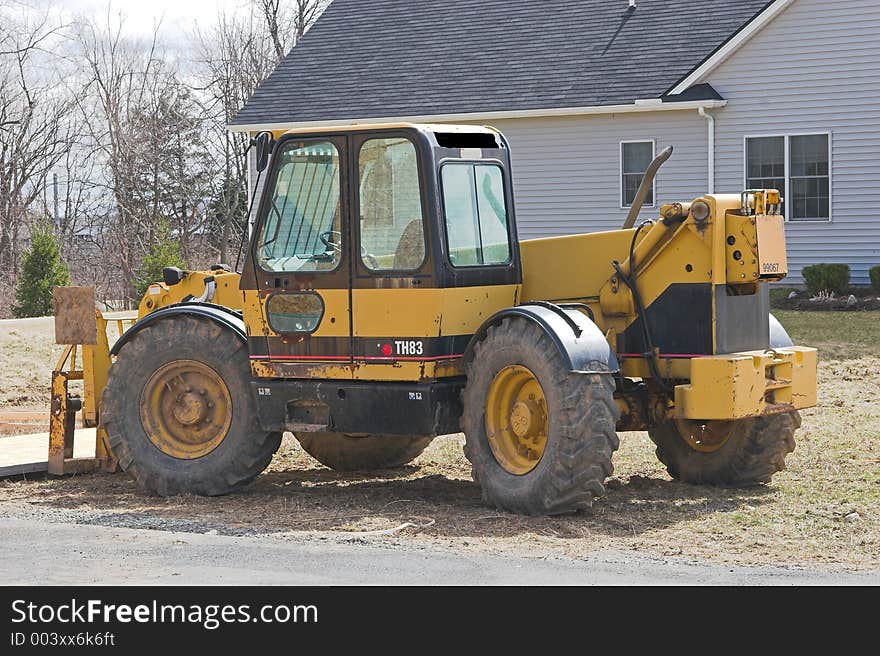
[291,0,330,45]
[0,0,332,313]
[195,0,329,264]
[0,5,72,279]
[255,0,328,58]
[74,12,212,300]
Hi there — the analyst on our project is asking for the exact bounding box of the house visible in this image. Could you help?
[230,0,880,284]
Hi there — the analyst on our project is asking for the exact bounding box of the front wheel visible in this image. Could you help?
[462,318,620,515]
[101,316,282,496]
[648,412,800,487]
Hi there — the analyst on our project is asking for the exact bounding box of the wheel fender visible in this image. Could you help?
[464,304,619,374]
[110,302,247,357]
[769,312,794,348]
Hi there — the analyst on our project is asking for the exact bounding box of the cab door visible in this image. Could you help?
[241,135,352,377]
[349,131,440,381]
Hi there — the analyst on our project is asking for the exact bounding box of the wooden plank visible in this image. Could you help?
[0,461,47,477]
[53,287,97,345]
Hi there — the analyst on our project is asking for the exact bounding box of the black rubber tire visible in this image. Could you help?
[648,411,800,487]
[462,317,620,515]
[296,433,433,471]
[101,315,282,496]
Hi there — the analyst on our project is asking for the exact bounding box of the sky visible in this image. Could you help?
[55,0,255,46]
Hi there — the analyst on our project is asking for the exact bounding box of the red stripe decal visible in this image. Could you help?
[250,354,463,363]
[617,353,708,359]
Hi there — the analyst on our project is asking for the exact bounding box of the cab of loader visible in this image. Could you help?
[237,123,525,385]
[69,122,817,516]
[240,123,521,289]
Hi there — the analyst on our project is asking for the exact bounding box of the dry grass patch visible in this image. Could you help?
[0,317,62,412]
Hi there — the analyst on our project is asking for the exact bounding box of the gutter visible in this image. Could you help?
[698,106,715,194]
[228,99,728,133]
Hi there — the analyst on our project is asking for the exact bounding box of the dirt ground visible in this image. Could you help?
[0,312,877,570]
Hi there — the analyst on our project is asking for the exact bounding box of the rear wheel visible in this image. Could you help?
[462,318,619,515]
[648,412,800,487]
[295,433,432,471]
[101,316,282,496]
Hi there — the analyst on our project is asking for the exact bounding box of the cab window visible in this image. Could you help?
[258,140,341,272]
[358,137,425,271]
[441,163,510,267]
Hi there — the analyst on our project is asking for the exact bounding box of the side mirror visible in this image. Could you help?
[253,131,274,172]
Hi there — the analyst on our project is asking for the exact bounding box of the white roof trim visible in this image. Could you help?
[668,0,795,96]
[228,99,728,132]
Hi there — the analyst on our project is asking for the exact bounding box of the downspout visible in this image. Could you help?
[698,106,715,194]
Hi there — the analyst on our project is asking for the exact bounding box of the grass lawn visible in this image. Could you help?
[0,311,877,569]
[774,309,880,358]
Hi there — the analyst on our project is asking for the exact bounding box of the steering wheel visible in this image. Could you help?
[319,230,343,254]
[319,230,383,269]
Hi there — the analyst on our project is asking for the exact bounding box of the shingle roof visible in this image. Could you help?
[231,0,774,127]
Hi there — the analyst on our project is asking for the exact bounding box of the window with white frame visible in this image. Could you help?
[745,133,830,221]
[620,141,655,208]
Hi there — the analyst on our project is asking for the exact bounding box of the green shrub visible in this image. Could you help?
[801,263,850,296]
[132,221,187,299]
[870,266,880,294]
[769,286,796,308]
[12,223,71,318]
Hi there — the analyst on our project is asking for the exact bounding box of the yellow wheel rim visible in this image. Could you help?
[140,360,233,460]
[675,418,734,453]
[485,365,549,475]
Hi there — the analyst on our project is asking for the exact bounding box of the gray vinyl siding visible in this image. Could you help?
[481,111,709,238]
[704,0,880,285]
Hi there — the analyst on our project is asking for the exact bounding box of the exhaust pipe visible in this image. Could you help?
[622,146,673,229]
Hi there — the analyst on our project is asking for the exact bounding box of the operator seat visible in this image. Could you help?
[393,220,426,270]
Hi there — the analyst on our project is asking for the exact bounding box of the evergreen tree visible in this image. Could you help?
[132,220,187,299]
[12,223,71,318]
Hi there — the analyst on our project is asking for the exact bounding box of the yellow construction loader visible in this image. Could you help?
[42,123,816,515]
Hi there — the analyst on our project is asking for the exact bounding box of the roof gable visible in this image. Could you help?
[232,0,775,128]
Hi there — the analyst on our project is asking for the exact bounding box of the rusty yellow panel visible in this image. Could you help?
[352,288,441,337]
[48,371,69,475]
[439,285,519,335]
[244,289,350,338]
[250,359,439,382]
[708,195,746,287]
[599,215,714,332]
[310,289,350,338]
[675,347,818,420]
[756,213,788,280]
[81,317,111,426]
[724,212,760,284]
[213,272,245,309]
[520,230,633,303]
[138,271,243,318]
[788,346,818,409]
[350,362,437,381]
[53,287,97,345]
[352,285,518,337]
[241,289,269,336]
[620,357,692,380]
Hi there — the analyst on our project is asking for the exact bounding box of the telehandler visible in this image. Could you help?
[47,123,816,515]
